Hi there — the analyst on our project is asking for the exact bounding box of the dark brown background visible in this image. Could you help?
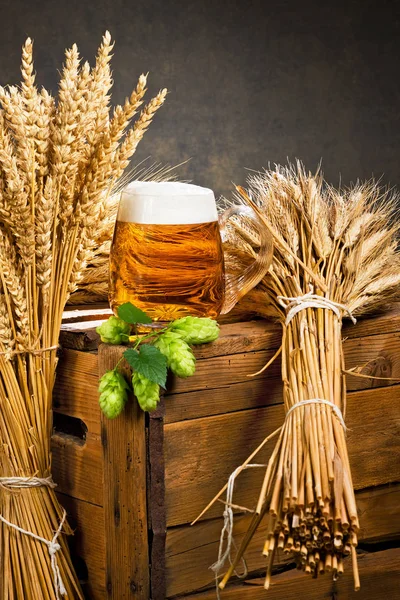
[1,0,399,199]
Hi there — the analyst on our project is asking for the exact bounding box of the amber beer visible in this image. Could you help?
[109,182,225,321]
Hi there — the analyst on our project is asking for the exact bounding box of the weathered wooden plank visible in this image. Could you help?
[51,432,103,506]
[165,377,283,424]
[62,304,112,324]
[193,320,281,359]
[60,323,100,351]
[53,349,100,434]
[165,330,400,422]
[167,347,285,395]
[165,484,400,597]
[164,385,400,526]
[208,303,400,355]
[356,484,400,542]
[54,329,400,430]
[60,304,400,358]
[99,344,150,600]
[57,493,106,600]
[193,304,400,359]
[342,304,400,339]
[344,331,400,390]
[148,402,167,600]
[177,547,400,599]
[57,348,98,376]
[60,304,110,349]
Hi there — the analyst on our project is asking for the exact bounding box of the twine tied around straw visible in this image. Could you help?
[277,287,357,326]
[0,344,59,361]
[211,463,266,599]
[0,475,57,490]
[285,398,347,431]
[0,476,67,599]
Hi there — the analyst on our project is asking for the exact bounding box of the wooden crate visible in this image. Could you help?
[53,306,400,599]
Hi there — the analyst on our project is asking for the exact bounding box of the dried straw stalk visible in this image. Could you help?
[0,33,166,598]
[205,163,400,591]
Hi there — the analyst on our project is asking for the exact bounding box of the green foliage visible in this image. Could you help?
[123,345,167,388]
[169,316,220,344]
[154,330,196,378]
[117,302,153,325]
[99,303,220,414]
[98,370,129,419]
[132,371,160,412]
[96,316,130,344]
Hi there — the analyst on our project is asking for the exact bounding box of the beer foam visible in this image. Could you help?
[117,181,219,224]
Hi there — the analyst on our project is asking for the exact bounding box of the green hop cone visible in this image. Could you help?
[169,316,220,344]
[154,331,196,378]
[98,370,129,419]
[132,371,160,412]
[96,316,130,345]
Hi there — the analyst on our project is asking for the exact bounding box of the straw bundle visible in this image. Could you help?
[0,33,166,598]
[200,163,400,592]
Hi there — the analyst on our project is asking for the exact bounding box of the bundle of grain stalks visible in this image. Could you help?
[195,162,400,593]
[0,33,166,598]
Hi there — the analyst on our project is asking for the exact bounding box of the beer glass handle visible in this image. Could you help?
[218,205,273,315]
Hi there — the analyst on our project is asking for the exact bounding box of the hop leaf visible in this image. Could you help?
[96,316,130,345]
[169,316,220,344]
[132,371,160,412]
[154,331,196,378]
[117,302,152,325]
[98,370,129,419]
[124,344,167,388]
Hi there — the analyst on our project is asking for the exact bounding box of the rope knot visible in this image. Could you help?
[277,285,356,326]
[0,483,67,600]
[49,542,61,556]
[0,344,59,360]
[285,399,347,432]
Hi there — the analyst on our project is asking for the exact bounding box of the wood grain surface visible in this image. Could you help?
[165,329,400,422]
[52,432,102,506]
[57,493,106,599]
[165,484,400,597]
[53,349,100,434]
[164,384,400,526]
[58,304,400,356]
[176,547,400,600]
[99,344,150,600]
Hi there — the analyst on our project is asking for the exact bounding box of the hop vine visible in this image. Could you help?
[97,304,219,417]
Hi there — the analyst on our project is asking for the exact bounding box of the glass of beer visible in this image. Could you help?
[109,181,272,322]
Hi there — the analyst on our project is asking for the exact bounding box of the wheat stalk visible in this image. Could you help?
[202,162,400,593]
[0,32,166,598]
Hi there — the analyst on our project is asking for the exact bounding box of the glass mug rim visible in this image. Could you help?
[118,181,219,226]
[122,180,214,197]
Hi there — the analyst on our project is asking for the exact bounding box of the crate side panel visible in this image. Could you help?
[52,433,103,506]
[164,385,400,526]
[165,484,400,597]
[165,331,400,423]
[58,493,106,600]
[175,547,400,599]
